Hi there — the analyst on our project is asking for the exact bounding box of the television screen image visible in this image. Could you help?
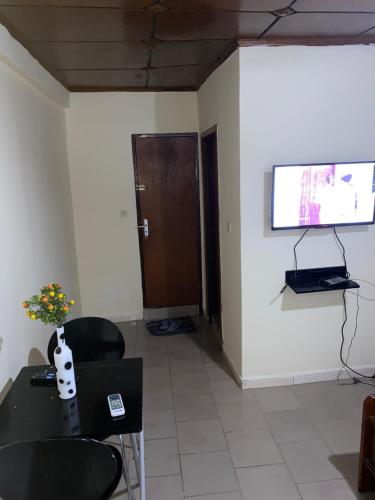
[272,162,375,230]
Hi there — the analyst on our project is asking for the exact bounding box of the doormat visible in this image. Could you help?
[146,316,197,336]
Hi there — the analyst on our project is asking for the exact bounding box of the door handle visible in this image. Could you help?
[137,218,149,239]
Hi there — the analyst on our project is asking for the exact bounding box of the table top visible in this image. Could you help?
[0,358,143,445]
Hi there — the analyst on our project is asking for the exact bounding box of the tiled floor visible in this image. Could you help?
[110,318,375,500]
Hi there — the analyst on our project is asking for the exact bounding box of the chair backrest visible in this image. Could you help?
[0,438,122,500]
[47,317,125,364]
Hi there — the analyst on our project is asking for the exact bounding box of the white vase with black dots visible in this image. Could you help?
[54,326,77,400]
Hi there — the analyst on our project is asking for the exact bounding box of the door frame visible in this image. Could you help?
[201,125,222,323]
[131,132,203,310]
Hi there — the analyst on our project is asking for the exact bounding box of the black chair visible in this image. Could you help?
[0,438,122,500]
[47,317,125,364]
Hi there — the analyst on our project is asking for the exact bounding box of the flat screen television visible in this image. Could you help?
[272,161,375,230]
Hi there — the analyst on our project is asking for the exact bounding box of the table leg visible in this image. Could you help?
[130,433,141,484]
[119,434,136,500]
[139,430,145,500]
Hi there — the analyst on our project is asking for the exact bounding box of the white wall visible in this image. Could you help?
[66,92,199,321]
[198,51,242,377]
[240,45,375,386]
[0,36,79,394]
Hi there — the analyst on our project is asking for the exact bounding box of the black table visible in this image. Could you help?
[0,358,145,500]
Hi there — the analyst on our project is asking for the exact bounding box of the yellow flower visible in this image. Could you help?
[63,305,69,312]
[48,304,54,310]
[69,299,75,305]
[31,314,36,320]
[57,293,64,299]
[49,291,55,297]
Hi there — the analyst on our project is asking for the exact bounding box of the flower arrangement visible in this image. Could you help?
[23,283,75,328]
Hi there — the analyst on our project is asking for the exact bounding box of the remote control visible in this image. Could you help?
[30,367,57,386]
[107,393,125,417]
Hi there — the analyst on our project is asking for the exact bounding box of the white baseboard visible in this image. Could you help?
[241,364,375,389]
[242,375,294,389]
[105,313,143,323]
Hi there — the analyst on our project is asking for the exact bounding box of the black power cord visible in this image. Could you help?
[333,226,350,278]
[339,288,375,381]
[294,228,310,278]
[280,228,310,294]
[333,227,374,381]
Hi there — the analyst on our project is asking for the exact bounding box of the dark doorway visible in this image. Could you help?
[201,127,221,324]
[132,133,201,309]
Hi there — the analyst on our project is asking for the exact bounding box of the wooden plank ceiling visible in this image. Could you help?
[0,0,375,91]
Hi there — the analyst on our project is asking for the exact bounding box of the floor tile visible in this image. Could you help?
[170,355,205,375]
[254,386,301,412]
[315,419,361,454]
[265,409,321,443]
[117,320,136,342]
[181,451,239,497]
[125,474,184,500]
[210,380,254,404]
[205,361,234,382]
[292,380,339,397]
[172,372,211,396]
[143,386,174,411]
[226,429,283,468]
[136,332,169,353]
[236,464,300,500]
[174,393,218,422]
[124,345,136,357]
[136,349,169,368]
[143,366,171,389]
[185,493,243,500]
[177,418,227,454]
[201,345,225,365]
[335,383,373,421]
[168,342,202,358]
[298,478,358,500]
[144,474,184,500]
[279,439,344,483]
[144,409,176,440]
[144,438,180,477]
[335,453,361,488]
[217,401,266,432]
[295,390,357,422]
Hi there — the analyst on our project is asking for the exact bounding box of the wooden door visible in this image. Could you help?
[132,134,201,308]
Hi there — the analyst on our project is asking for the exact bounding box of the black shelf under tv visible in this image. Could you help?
[285,266,360,294]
